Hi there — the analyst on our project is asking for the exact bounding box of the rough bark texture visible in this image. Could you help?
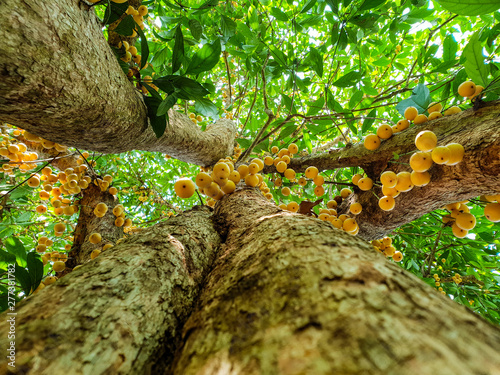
[0,206,220,374]
[0,0,236,166]
[172,188,500,375]
[265,100,500,240]
[69,183,123,267]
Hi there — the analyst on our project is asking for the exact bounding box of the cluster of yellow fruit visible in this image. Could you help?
[188,113,204,124]
[433,273,446,295]
[452,272,463,284]
[442,201,476,238]
[0,127,67,174]
[371,237,403,262]
[482,195,500,222]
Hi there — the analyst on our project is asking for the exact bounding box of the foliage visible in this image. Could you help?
[1,0,499,323]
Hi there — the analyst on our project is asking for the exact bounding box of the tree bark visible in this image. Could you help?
[0,206,220,374]
[171,189,500,374]
[2,189,500,374]
[0,0,236,166]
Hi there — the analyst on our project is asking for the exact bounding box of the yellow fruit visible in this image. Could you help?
[469,85,483,99]
[410,171,431,187]
[443,106,461,116]
[395,171,413,192]
[221,180,236,194]
[357,177,373,191]
[427,102,442,113]
[415,130,437,152]
[484,203,500,222]
[413,114,428,125]
[279,203,287,210]
[314,185,325,197]
[195,172,212,188]
[382,184,401,198]
[428,112,442,121]
[331,218,343,229]
[313,175,324,186]
[138,5,148,16]
[213,163,230,179]
[36,244,46,253]
[327,200,337,209]
[124,218,132,228]
[36,205,47,214]
[343,218,357,232]
[404,106,418,121]
[54,223,65,233]
[458,81,476,97]
[287,201,299,212]
[364,134,381,150]
[174,178,196,198]
[409,151,433,172]
[245,174,259,187]
[204,182,221,198]
[235,165,248,179]
[352,174,362,185]
[91,249,101,260]
[350,202,362,215]
[89,233,102,244]
[281,187,291,196]
[376,124,393,140]
[384,246,396,257]
[455,212,476,230]
[264,156,274,166]
[95,202,108,214]
[380,171,397,188]
[305,166,319,179]
[445,143,464,165]
[319,213,330,221]
[378,196,395,211]
[44,276,57,285]
[274,177,283,187]
[431,146,451,164]
[229,171,241,184]
[340,188,352,199]
[298,177,307,186]
[38,236,48,245]
[396,119,410,131]
[114,217,125,227]
[276,161,287,173]
[452,223,468,238]
[53,261,66,272]
[338,214,349,222]
[288,143,299,154]
[27,175,40,188]
[271,146,279,154]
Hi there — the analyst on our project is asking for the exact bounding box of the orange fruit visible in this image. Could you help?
[364,134,381,150]
[174,178,196,198]
[458,81,476,97]
[404,106,418,121]
[380,171,397,188]
[378,196,395,211]
[415,130,437,152]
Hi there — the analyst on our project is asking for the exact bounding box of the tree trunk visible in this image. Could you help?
[0,0,236,166]
[2,189,500,374]
[0,206,220,374]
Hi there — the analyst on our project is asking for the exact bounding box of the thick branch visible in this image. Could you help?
[0,0,236,166]
[266,100,500,239]
[0,206,220,374]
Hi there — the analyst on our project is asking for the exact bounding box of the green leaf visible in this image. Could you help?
[157,94,178,116]
[309,47,323,77]
[332,70,363,87]
[303,130,313,153]
[443,35,458,62]
[435,0,500,16]
[136,24,150,70]
[185,39,222,75]
[269,45,288,67]
[358,0,386,13]
[0,250,16,271]
[271,7,289,21]
[194,98,219,118]
[27,252,43,293]
[326,89,344,112]
[278,124,297,140]
[188,19,203,40]
[221,15,237,38]
[172,25,184,74]
[306,96,325,116]
[462,31,489,87]
[300,0,317,13]
[143,96,168,138]
[5,237,27,267]
[104,2,128,25]
[113,15,136,36]
[361,109,377,134]
[151,46,170,67]
[15,265,31,295]
[396,84,431,116]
